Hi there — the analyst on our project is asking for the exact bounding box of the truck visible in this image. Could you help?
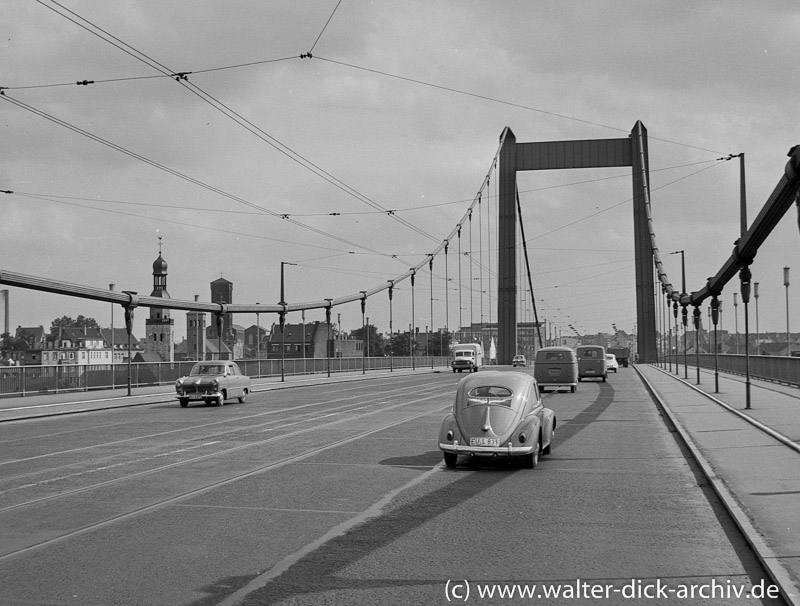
[451,343,484,373]
[606,346,630,368]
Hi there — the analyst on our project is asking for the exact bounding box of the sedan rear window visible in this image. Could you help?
[467,386,513,407]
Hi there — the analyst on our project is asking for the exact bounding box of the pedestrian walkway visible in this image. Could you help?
[0,365,443,422]
[636,364,800,606]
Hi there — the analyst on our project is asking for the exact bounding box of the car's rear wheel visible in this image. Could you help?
[238,389,247,404]
[521,444,539,469]
[179,398,189,408]
[570,385,576,393]
[444,452,458,468]
[542,430,554,455]
[217,394,224,406]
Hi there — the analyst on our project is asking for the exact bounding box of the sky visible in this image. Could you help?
[2,0,799,345]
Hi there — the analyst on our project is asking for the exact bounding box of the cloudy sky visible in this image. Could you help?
[2,1,799,344]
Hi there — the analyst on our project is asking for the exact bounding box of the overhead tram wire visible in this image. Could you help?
[314,56,728,156]
[307,0,343,55]
[34,0,442,248]
[24,3,725,158]
[0,94,396,261]
[8,191,357,254]
[522,158,732,245]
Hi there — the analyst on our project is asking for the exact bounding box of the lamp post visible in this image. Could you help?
[109,283,115,389]
[388,281,394,372]
[360,292,367,375]
[670,250,687,378]
[754,282,760,355]
[740,264,752,409]
[279,261,296,382]
[733,292,739,354]
[325,299,332,378]
[255,305,260,361]
[711,296,720,393]
[784,267,791,357]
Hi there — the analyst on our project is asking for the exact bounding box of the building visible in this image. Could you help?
[142,246,174,362]
[244,323,269,358]
[207,276,244,359]
[183,310,207,361]
[42,326,113,367]
[99,327,138,365]
[267,321,338,358]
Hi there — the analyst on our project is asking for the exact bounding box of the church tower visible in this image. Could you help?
[144,237,174,361]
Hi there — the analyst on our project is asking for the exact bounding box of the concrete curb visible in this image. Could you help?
[635,364,800,606]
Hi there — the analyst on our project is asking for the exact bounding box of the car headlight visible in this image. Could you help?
[518,432,527,444]
[211,379,219,389]
[446,429,454,441]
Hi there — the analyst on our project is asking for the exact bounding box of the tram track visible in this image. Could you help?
[0,378,445,471]
[0,380,453,512]
[0,380,455,563]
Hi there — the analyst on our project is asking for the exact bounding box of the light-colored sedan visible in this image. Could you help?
[512,354,527,367]
[175,361,251,407]
[605,354,619,373]
[438,371,556,469]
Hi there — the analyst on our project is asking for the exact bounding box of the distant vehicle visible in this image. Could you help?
[534,346,578,393]
[175,361,251,407]
[438,371,556,469]
[451,343,483,373]
[605,354,619,372]
[512,354,527,367]
[576,345,607,382]
[607,346,630,367]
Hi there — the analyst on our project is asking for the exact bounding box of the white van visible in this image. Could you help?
[451,343,483,373]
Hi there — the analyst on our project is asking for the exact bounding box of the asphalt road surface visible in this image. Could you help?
[0,368,784,605]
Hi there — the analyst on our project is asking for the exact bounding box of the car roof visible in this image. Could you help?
[457,370,532,393]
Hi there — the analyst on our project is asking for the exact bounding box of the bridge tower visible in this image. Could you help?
[497,121,656,364]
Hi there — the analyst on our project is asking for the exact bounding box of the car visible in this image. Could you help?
[533,346,578,393]
[438,371,556,469]
[512,354,527,367]
[577,345,607,382]
[175,361,251,407]
[605,354,619,372]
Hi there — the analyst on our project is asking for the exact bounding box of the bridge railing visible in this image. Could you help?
[0,356,450,398]
[666,354,800,387]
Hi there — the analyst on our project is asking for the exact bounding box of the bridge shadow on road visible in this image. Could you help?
[188,385,618,606]
[189,463,518,605]
[552,381,615,447]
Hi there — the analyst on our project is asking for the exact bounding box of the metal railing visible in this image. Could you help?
[666,354,800,387]
[0,356,450,398]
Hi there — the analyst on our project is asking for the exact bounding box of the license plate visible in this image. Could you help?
[470,437,499,447]
[548,368,561,376]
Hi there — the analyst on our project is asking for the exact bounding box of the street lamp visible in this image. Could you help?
[255,304,260,360]
[733,292,739,354]
[670,250,687,378]
[109,283,115,389]
[279,262,296,381]
[754,282,760,355]
[784,266,791,357]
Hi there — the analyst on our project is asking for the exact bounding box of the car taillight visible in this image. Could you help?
[518,432,527,444]
[446,430,454,441]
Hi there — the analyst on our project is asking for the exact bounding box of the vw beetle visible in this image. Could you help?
[438,371,556,468]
